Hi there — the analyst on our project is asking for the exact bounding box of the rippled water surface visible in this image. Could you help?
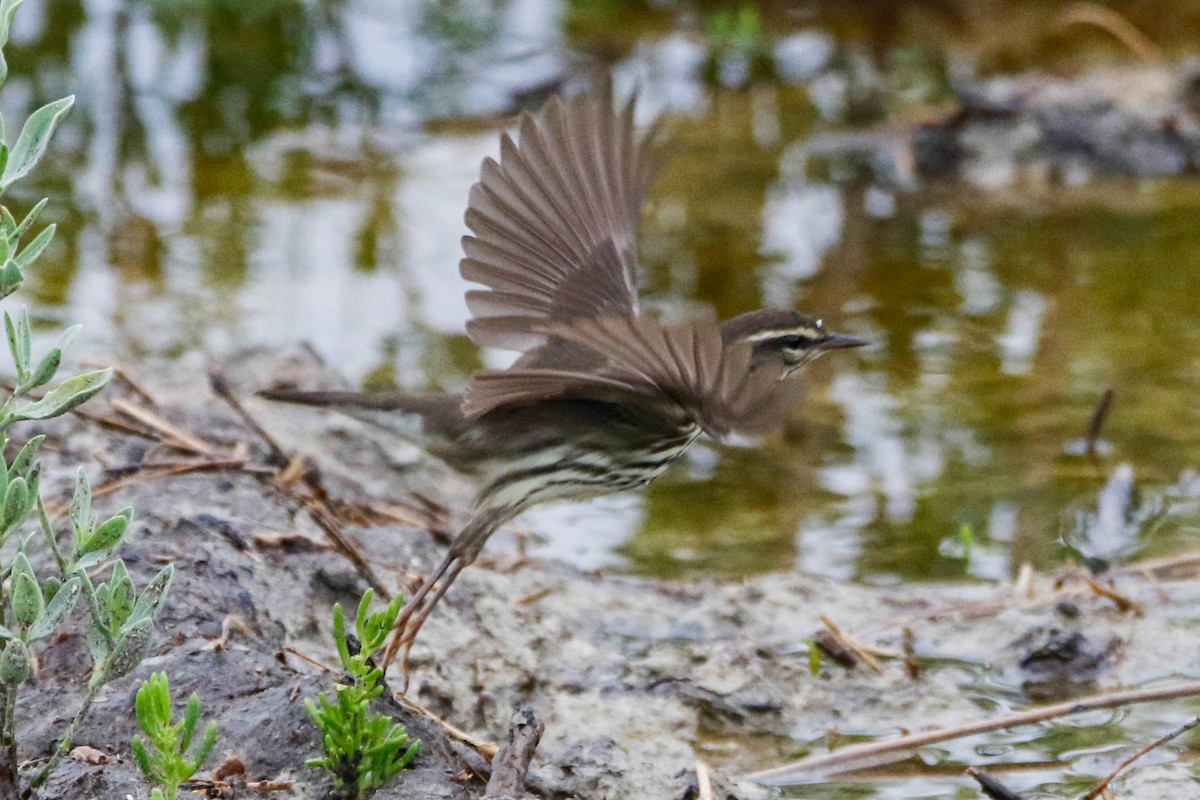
[8,0,1200,588]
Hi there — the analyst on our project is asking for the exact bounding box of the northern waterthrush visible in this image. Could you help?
[261,83,865,676]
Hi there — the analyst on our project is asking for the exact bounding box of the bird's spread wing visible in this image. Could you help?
[460,81,663,353]
[461,315,788,438]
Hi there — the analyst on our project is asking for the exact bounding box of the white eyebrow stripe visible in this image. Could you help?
[744,328,821,343]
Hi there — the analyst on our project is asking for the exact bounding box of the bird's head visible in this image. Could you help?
[720,309,867,378]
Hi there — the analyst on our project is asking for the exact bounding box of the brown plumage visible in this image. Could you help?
[259,81,865,683]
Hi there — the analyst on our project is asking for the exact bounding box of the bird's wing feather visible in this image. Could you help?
[462,315,788,437]
[460,82,662,353]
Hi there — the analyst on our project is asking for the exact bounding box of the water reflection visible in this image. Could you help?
[7,0,1200,586]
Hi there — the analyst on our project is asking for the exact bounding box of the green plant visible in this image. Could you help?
[131,672,219,800]
[0,1,176,796]
[306,590,420,798]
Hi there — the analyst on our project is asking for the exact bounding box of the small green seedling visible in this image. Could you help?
[131,672,219,800]
[306,590,420,798]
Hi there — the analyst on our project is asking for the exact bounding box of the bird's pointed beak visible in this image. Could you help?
[818,332,869,350]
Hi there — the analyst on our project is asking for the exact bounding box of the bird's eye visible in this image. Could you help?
[778,335,807,349]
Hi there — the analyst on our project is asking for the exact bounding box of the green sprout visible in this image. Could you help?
[131,673,219,800]
[306,590,420,798]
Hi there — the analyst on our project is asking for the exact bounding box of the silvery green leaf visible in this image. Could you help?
[11,197,46,244]
[3,309,17,371]
[103,618,152,682]
[41,574,61,602]
[8,434,43,479]
[0,625,15,640]
[25,346,60,390]
[2,474,28,531]
[128,564,173,625]
[0,258,20,299]
[14,223,53,269]
[0,207,12,237]
[84,625,108,674]
[0,640,30,684]
[0,228,9,263]
[0,0,24,51]
[69,466,92,537]
[16,305,29,369]
[8,368,111,423]
[27,576,79,641]
[0,96,74,190]
[11,571,42,626]
[101,570,134,632]
[79,512,128,556]
[55,323,80,353]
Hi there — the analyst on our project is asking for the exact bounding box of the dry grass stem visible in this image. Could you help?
[819,615,889,673]
[394,695,499,760]
[110,397,215,456]
[1077,716,1200,800]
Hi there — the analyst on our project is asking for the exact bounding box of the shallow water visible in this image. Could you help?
[8,0,1200,586]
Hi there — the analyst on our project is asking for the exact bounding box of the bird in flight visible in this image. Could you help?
[262,81,865,682]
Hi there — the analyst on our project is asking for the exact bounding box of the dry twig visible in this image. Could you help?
[1083,387,1115,458]
[484,709,544,798]
[394,694,499,760]
[1077,716,1199,800]
[110,397,215,456]
[818,615,898,673]
[744,680,1200,784]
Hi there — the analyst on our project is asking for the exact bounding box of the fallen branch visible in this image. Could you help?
[484,708,544,798]
[743,680,1200,784]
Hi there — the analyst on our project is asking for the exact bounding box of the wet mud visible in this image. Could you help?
[11,349,1200,800]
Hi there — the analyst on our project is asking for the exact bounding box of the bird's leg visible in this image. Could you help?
[381,549,460,673]
[380,505,510,689]
[386,559,468,692]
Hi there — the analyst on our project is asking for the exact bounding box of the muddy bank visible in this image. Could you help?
[804,61,1200,190]
[13,349,1200,799]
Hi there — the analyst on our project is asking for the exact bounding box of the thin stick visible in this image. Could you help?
[80,360,159,405]
[1081,574,1143,614]
[72,408,163,442]
[109,397,214,456]
[1077,716,1200,800]
[695,761,715,800]
[1083,387,1115,458]
[1058,4,1162,64]
[743,680,1200,784]
[819,615,885,673]
[208,372,288,465]
[90,459,251,501]
[393,694,498,760]
[967,767,1027,800]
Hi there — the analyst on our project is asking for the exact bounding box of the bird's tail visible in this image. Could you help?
[257,389,468,451]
